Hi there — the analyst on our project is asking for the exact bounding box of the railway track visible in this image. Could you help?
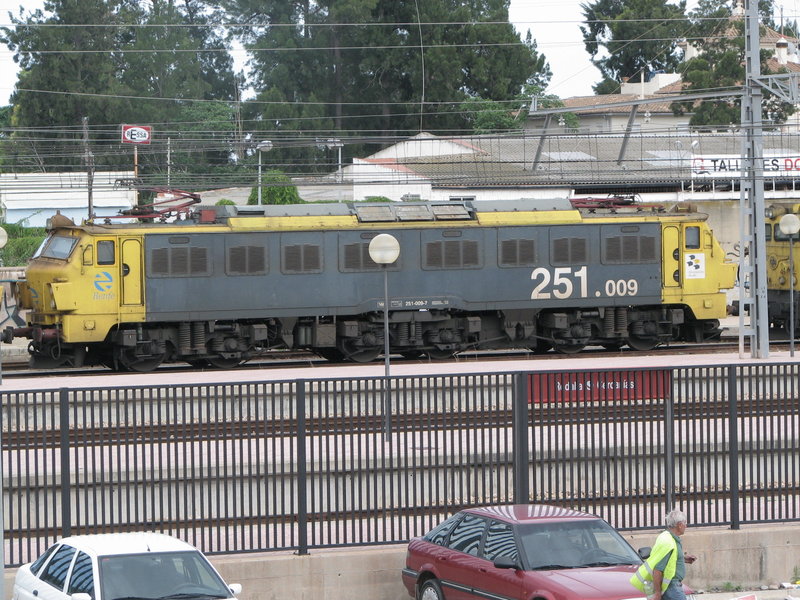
[0,337,777,379]
[2,394,790,450]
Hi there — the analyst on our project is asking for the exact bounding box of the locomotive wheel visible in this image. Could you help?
[627,335,660,351]
[338,340,381,363]
[115,348,166,372]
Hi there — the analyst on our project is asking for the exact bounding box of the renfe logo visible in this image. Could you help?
[94,271,113,291]
[121,124,152,144]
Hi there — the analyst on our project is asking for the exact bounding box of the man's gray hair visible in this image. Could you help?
[665,509,687,529]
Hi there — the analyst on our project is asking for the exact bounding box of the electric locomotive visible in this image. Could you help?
[2,198,737,371]
[765,202,800,333]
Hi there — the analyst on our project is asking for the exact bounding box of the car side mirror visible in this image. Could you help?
[228,583,243,596]
[493,556,520,570]
[638,546,652,559]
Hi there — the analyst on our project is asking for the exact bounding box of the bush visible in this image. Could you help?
[0,225,46,267]
[248,170,303,205]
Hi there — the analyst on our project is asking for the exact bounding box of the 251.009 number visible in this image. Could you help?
[530,266,640,299]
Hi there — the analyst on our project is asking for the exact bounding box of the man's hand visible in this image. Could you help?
[684,553,697,564]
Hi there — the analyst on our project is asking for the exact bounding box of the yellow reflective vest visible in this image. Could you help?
[629,530,679,595]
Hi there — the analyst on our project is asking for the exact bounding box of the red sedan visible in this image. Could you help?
[402,504,692,600]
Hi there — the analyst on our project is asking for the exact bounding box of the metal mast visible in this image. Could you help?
[739,0,770,357]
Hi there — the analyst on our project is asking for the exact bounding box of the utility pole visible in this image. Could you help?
[82,117,95,220]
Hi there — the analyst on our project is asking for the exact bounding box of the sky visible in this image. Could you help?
[0,0,798,104]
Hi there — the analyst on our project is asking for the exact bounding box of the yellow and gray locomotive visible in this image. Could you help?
[3,198,737,371]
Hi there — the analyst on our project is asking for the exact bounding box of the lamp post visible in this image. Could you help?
[256,140,273,205]
[779,213,800,356]
[368,233,400,435]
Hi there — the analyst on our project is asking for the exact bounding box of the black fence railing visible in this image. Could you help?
[1,362,798,566]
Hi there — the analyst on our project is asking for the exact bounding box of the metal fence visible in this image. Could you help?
[1,361,799,566]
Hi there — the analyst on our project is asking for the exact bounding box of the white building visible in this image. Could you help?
[0,171,136,227]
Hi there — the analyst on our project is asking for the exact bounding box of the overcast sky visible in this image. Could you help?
[0,0,798,104]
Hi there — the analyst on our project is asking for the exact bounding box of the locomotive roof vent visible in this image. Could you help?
[354,202,473,223]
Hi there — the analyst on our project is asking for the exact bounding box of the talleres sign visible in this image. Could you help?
[121,124,152,145]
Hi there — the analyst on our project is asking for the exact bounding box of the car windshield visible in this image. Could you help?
[37,235,78,260]
[99,551,231,600]
[517,519,642,570]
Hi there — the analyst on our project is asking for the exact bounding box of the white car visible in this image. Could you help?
[13,532,242,600]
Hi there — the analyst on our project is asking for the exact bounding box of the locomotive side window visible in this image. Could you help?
[685,226,701,249]
[41,236,79,260]
[227,245,267,275]
[97,241,115,265]
[149,246,210,277]
[424,240,480,269]
[765,223,773,241]
[341,242,382,272]
[602,235,657,264]
[551,237,587,265]
[282,244,322,273]
[499,239,536,267]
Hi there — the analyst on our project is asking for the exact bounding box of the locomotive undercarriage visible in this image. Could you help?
[12,304,722,371]
[297,305,723,362]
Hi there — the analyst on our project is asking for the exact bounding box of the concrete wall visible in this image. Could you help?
[6,523,795,600]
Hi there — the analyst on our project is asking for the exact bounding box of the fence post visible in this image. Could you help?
[59,388,71,538]
[664,376,674,512]
[512,373,530,503]
[296,379,308,555]
[727,366,740,530]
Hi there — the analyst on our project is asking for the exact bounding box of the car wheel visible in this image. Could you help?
[419,578,444,600]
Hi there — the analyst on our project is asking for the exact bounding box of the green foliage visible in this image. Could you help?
[226,0,550,145]
[215,199,235,206]
[1,0,236,172]
[581,0,688,84]
[671,3,794,127]
[361,196,392,202]
[460,97,524,134]
[0,224,46,267]
[247,170,302,205]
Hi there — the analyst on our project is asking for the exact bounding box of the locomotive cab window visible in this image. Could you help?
[685,226,701,249]
[765,223,773,242]
[97,241,115,265]
[40,235,79,260]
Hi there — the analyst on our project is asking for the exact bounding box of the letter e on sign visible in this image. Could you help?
[121,124,152,145]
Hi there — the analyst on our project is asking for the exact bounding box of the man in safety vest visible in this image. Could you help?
[630,509,697,600]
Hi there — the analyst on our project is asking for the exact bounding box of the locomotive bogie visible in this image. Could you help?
[5,200,738,370]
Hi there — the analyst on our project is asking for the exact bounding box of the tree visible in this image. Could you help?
[580,0,689,90]
[1,0,237,174]
[671,0,794,127]
[221,0,549,159]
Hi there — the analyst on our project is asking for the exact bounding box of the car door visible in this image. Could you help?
[31,544,77,600]
[472,520,526,600]
[438,514,487,600]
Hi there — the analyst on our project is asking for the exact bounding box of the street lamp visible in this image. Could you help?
[779,213,800,356]
[368,233,400,435]
[256,140,273,205]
